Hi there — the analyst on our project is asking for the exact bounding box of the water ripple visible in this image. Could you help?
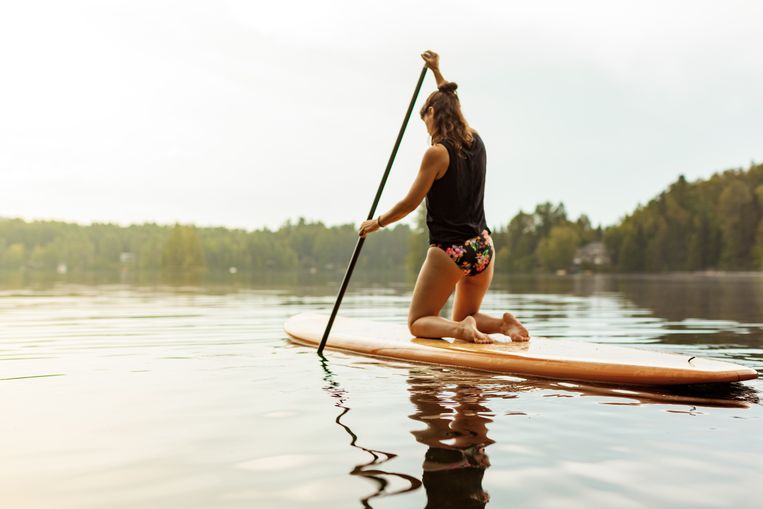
[0,280,761,509]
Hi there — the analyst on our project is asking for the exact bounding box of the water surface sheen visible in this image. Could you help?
[0,275,761,509]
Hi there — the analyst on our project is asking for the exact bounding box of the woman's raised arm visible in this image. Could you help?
[421,50,448,88]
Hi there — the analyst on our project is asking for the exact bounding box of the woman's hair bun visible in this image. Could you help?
[438,82,458,94]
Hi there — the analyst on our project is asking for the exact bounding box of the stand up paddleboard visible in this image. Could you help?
[285,312,758,386]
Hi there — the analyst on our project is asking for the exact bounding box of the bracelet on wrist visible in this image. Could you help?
[377,215,385,228]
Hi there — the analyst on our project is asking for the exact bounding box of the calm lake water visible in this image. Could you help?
[1,273,761,509]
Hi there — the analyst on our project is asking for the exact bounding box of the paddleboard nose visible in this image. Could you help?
[734,368,759,382]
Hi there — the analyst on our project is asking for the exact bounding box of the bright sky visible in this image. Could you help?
[1,0,761,231]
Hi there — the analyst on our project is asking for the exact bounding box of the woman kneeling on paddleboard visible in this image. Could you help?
[358,50,530,344]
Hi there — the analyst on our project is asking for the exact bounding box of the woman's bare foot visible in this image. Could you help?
[500,312,530,341]
[456,315,493,344]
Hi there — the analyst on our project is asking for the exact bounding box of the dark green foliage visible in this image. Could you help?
[162,225,206,273]
[1,163,761,275]
[604,163,763,272]
[0,216,410,275]
[405,204,429,278]
[537,224,580,272]
[492,202,598,273]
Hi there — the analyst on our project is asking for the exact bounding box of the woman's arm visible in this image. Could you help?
[358,145,449,237]
[421,50,448,87]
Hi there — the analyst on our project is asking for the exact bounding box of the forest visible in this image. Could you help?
[1,162,761,275]
[604,163,763,271]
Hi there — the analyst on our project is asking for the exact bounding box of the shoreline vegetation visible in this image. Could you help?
[1,163,762,277]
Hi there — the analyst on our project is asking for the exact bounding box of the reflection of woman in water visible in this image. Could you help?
[320,358,756,509]
[408,371,495,508]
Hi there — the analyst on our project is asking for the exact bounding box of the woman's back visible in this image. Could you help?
[358,49,530,345]
[426,132,490,244]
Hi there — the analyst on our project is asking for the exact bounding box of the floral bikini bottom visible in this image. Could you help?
[430,229,494,277]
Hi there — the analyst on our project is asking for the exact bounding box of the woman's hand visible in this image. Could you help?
[421,50,447,87]
[358,218,381,238]
[421,50,440,71]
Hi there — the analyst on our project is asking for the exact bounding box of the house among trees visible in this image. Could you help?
[573,241,610,269]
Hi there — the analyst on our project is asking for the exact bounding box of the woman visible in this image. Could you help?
[358,50,529,344]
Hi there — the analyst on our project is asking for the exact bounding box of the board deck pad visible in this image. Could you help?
[284,312,758,386]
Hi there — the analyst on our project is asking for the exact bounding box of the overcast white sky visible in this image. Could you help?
[0,0,761,231]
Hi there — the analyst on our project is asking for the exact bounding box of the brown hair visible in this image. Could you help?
[419,82,474,157]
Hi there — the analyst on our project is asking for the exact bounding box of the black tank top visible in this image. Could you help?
[426,132,491,244]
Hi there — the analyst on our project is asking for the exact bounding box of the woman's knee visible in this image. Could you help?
[407,315,424,337]
[407,311,424,332]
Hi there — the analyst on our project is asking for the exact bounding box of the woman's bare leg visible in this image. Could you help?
[408,247,492,343]
[451,255,530,341]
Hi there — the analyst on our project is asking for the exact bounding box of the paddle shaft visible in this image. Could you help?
[317,65,429,355]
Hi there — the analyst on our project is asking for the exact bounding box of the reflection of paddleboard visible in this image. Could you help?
[284,313,758,386]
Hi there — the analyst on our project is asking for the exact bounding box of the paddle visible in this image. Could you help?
[317,65,429,356]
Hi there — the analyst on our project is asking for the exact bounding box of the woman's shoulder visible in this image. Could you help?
[470,129,485,151]
[428,143,449,155]
[429,141,451,160]
[425,143,450,166]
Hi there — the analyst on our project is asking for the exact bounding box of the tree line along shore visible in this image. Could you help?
[1,163,761,276]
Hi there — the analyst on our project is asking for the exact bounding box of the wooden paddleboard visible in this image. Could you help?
[284,312,758,386]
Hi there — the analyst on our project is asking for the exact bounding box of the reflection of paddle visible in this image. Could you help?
[317,65,429,355]
[318,357,422,507]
